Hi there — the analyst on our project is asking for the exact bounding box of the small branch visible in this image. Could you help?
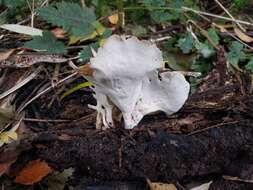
[182,7,253,27]
[24,118,70,123]
[18,71,78,113]
[214,0,246,32]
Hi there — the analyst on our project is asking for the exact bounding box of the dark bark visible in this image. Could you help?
[32,80,253,189]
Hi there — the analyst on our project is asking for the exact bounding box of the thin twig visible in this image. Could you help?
[150,36,171,42]
[18,71,78,113]
[23,118,70,122]
[214,0,245,32]
[182,6,253,27]
[187,121,239,136]
[0,66,43,100]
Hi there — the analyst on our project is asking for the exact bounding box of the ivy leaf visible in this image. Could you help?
[24,31,67,54]
[38,2,96,37]
[245,57,253,72]
[228,41,245,67]
[178,33,194,54]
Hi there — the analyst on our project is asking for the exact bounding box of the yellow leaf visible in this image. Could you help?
[6,131,18,140]
[108,13,119,25]
[68,36,83,45]
[93,22,106,35]
[0,132,10,143]
[68,23,106,45]
[234,27,253,43]
[147,179,177,190]
[60,81,92,100]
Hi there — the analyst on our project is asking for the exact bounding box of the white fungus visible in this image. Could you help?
[87,35,190,129]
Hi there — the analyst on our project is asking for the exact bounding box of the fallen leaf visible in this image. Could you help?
[108,13,119,25]
[60,81,92,100]
[44,168,74,190]
[147,179,177,190]
[78,64,94,76]
[234,27,253,43]
[0,131,18,144]
[0,49,15,61]
[15,159,53,185]
[0,159,16,177]
[51,28,67,39]
[0,24,43,36]
[189,181,212,190]
[223,175,253,183]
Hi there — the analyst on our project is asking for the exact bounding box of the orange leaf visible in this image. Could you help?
[108,13,119,25]
[0,49,15,61]
[15,159,53,185]
[78,64,94,76]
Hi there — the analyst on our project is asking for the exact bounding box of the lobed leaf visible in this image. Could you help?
[24,31,67,54]
[38,2,96,37]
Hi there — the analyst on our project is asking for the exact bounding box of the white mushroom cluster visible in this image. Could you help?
[87,35,190,129]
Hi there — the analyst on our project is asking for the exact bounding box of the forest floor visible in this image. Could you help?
[1,0,253,190]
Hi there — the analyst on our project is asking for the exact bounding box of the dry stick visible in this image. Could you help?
[214,0,246,32]
[18,71,78,113]
[0,66,43,100]
[187,120,239,136]
[182,7,253,27]
[183,7,253,50]
[212,23,253,50]
[23,118,70,123]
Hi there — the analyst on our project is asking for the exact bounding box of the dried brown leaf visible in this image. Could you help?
[0,49,15,61]
[0,159,16,177]
[51,28,67,39]
[78,64,94,76]
[147,179,177,190]
[234,27,253,43]
[108,13,119,25]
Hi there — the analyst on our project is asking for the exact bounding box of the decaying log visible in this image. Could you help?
[32,80,253,190]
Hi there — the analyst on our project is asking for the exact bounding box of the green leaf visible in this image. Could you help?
[0,0,26,9]
[195,41,214,58]
[208,28,220,46]
[228,41,246,67]
[79,42,99,63]
[44,168,74,190]
[245,57,253,72]
[24,31,67,54]
[79,47,93,63]
[38,2,96,37]
[178,33,194,54]
[143,0,166,7]
[150,11,173,23]
[191,57,212,74]
[131,25,147,37]
[60,82,93,100]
